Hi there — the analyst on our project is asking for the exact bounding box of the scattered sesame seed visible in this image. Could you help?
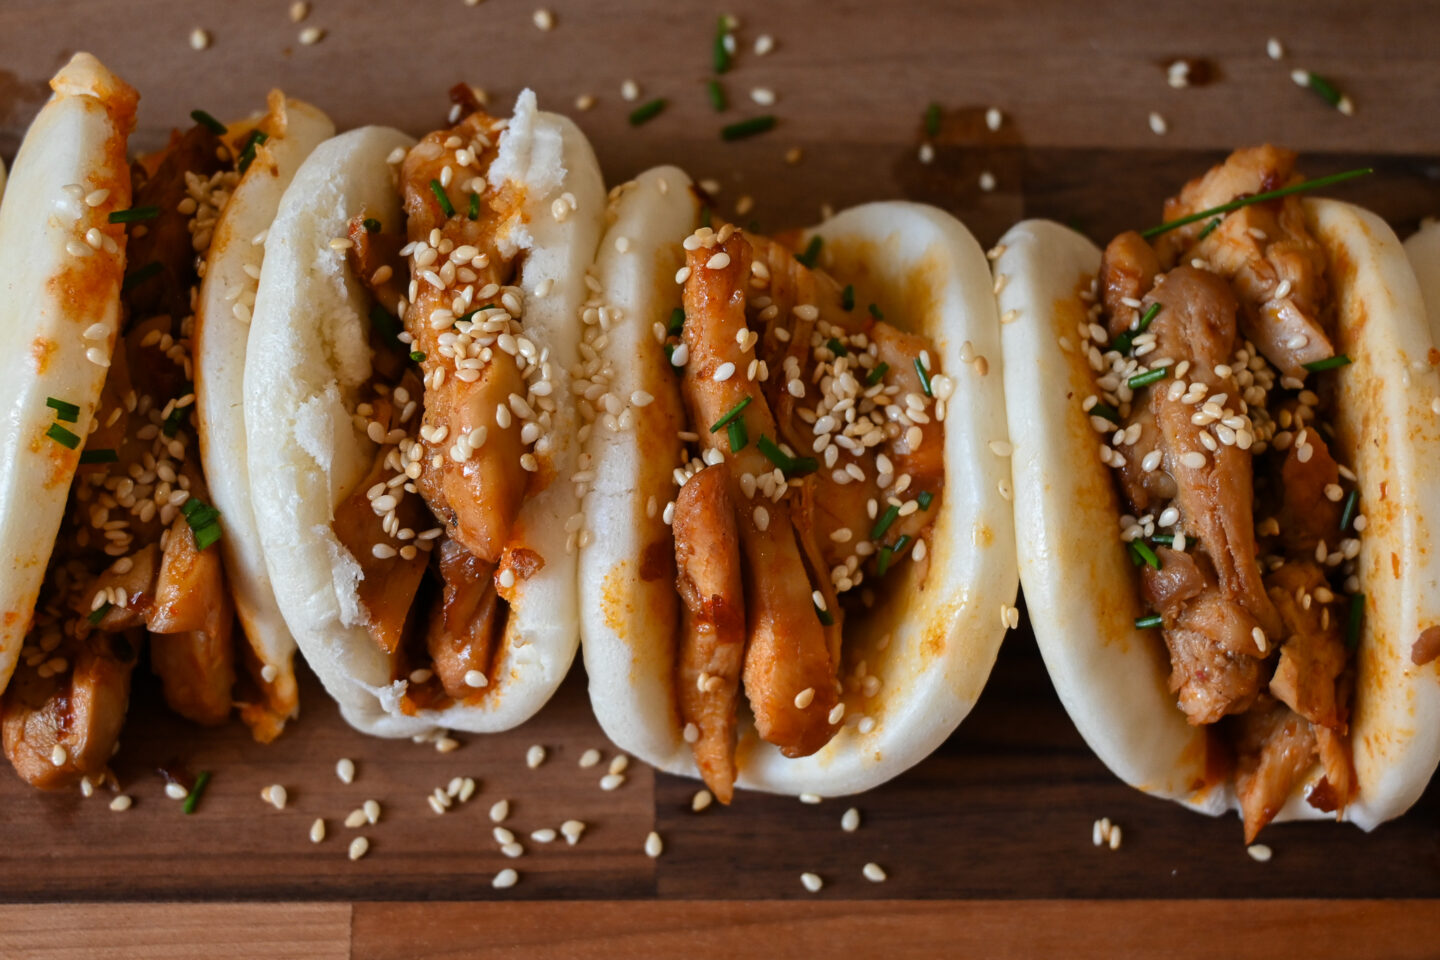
[310,818,326,843]
[494,826,515,845]
[526,745,546,769]
[561,819,586,845]
[751,87,777,106]
[464,669,488,688]
[1148,112,1168,136]
[799,793,822,805]
[621,79,640,101]
[1109,824,1123,850]
[492,868,519,889]
[363,799,381,824]
[1247,844,1273,862]
[600,773,626,791]
[299,26,325,45]
[862,862,887,882]
[348,837,369,861]
[918,143,935,164]
[754,34,774,55]
[800,872,824,893]
[501,842,524,858]
[267,784,288,810]
[985,107,1004,131]
[1267,37,1285,60]
[644,831,664,858]
[290,1,310,23]
[490,799,510,823]
[1291,68,1311,87]
[165,782,188,800]
[336,758,356,784]
[841,807,861,832]
[575,93,596,111]
[609,754,630,776]
[793,687,816,709]
[532,8,554,30]
[109,794,132,812]
[785,147,804,165]
[530,828,557,844]
[706,251,732,270]
[435,735,460,754]
[578,748,602,768]
[692,789,714,812]
[189,28,211,51]
[345,808,366,829]
[979,171,996,192]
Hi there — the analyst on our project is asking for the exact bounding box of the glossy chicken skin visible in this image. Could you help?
[425,537,502,700]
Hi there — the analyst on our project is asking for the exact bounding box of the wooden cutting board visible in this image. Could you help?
[2,0,1438,956]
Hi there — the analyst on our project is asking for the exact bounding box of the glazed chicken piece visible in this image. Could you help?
[1099,231,1161,338]
[1144,267,1281,642]
[400,108,530,565]
[1233,698,1318,842]
[424,537,503,700]
[681,232,840,758]
[1157,145,1333,379]
[1274,426,1344,556]
[673,465,747,803]
[1114,405,1175,513]
[148,519,236,726]
[1266,561,1346,729]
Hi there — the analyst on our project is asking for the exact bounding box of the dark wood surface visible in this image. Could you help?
[1,0,1438,954]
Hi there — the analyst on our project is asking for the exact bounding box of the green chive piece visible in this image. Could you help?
[914,357,933,397]
[429,179,455,218]
[162,403,190,438]
[369,303,401,344]
[1090,402,1123,425]
[700,206,712,229]
[796,235,822,268]
[1137,302,1161,333]
[629,98,668,127]
[183,771,211,815]
[917,490,934,510]
[721,115,777,141]
[665,343,678,366]
[668,307,686,336]
[868,303,884,320]
[707,80,727,112]
[1302,354,1353,373]
[1134,613,1163,629]
[237,130,269,174]
[815,602,834,626]
[1345,593,1365,649]
[727,418,748,453]
[710,396,752,433]
[841,284,855,311]
[871,504,901,541]
[87,602,113,625]
[1141,168,1373,239]
[79,448,118,465]
[892,534,913,557]
[713,16,732,74]
[1128,540,1161,570]
[1304,72,1344,109]
[122,261,162,292]
[756,434,816,477]
[108,205,160,224]
[468,192,480,221]
[46,423,80,450]
[1128,366,1169,390]
[409,350,426,363]
[875,546,894,577]
[190,110,227,135]
[865,361,890,386]
[826,338,848,357]
[1196,217,1223,242]
[363,217,382,233]
[1339,488,1359,531]
[46,397,80,422]
[924,102,941,138]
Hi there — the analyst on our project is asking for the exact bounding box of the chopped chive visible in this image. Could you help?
[409,350,425,363]
[183,770,211,815]
[727,418,748,452]
[721,115,776,141]
[892,534,913,557]
[237,130,269,174]
[1339,488,1359,531]
[468,192,480,221]
[841,284,855,311]
[866,361,890,386]
[1137,302,1161,333]
[668,307,686,336]
[826,338,848,357]
[46,397,80,422]
[1116,302,1163,356]
[795,235,822,268]
[1128,366,1169,390]
[713,16,732,74]
[46,423,80,450]
[362,217,382,233]
[924,102,941,138]
[665,342,678,366]
[1302,354,1352,373]
[190,110,228,135]
[162,403,190,437]
[629,98,668,127]
[868,303,884,320]
[79,448,118,465]
[1196,217,1223,242]
[1303,72,1345,109]
[1134,613,1163,629]
[1141,167,1373,239]
[815,602,834,626]
[122,261,162,292]
[429,179,455,218]
[871,504,900,541]
[914,357,933,397]
[1345,593,1365,650]
[369,303,401,344]
[876,545,894,577]
[87,602,113,625]
[706,79,727,112]
[710,396,752,433]
[1128,540,1161,570]
[916,490,934,510]
[756,434,816,477]
[1090,402,1122,425]
[108,205,159,224]
[700,206,713,229]
[183,496,223,550]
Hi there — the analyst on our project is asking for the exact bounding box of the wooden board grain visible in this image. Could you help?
[1,0,1439,954]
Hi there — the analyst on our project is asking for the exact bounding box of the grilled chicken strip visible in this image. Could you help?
[425,537,503,700]
[1266,562,1346,729]
[148,518,236,725]
[673,465,747,803]
[1099,231,1161,338]
[681,232,840,758]
[1233,698,1317,843]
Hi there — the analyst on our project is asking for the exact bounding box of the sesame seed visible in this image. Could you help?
[165,782,188,800]
[713,362,736,382]
[363,799,381,824]
[706,251,732,270]
[1267,37,1285,60]
[110,795,132,812]
[261,664,279,683]
[532,8,554,30]
[1252,626,1269,654]
[1181,451,1206,469]
[862,862,887,882]
[290,1,310,23]
[336,758,356,784]
[189,28,211,51]
[755,34,774,55]
[1109,825,1123,850]
[600,773,626,791]
[751,87,777,106]
[799,792,822,805]
[1292,68,1312,87]
[299,26,325,45]
[531,828,557,844]
[494,827,515,845]
[979,171,997,192]
[501,842,524,858]
[828,702,845,724]
[310,818,326,843]
[490,799,510,822]
[267,784,288,810]
[753,505,770,531]
[989,439,1013,457]
[1148,112,1168,136]
[785,147,804,165]
[345,809,367,829]
[918,143,935,164]
[1274,278,1293,300]
[800,872,824,893]
[692,789,714,812]
[526,744,547,769]
[578,748,602,768]
[683,722,700,743]
[985,107,1004,131]
[609,754,630,776]
[621,79,640,101]
[575,94,596,111]
[492,868,519,889]
[1247,844,1273,862]
[644,831,664,857]
[561,820,586,845]
[794,687,816,709]
[348,837,369,861]
[464,669,488,688]
[841,808,861,832]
